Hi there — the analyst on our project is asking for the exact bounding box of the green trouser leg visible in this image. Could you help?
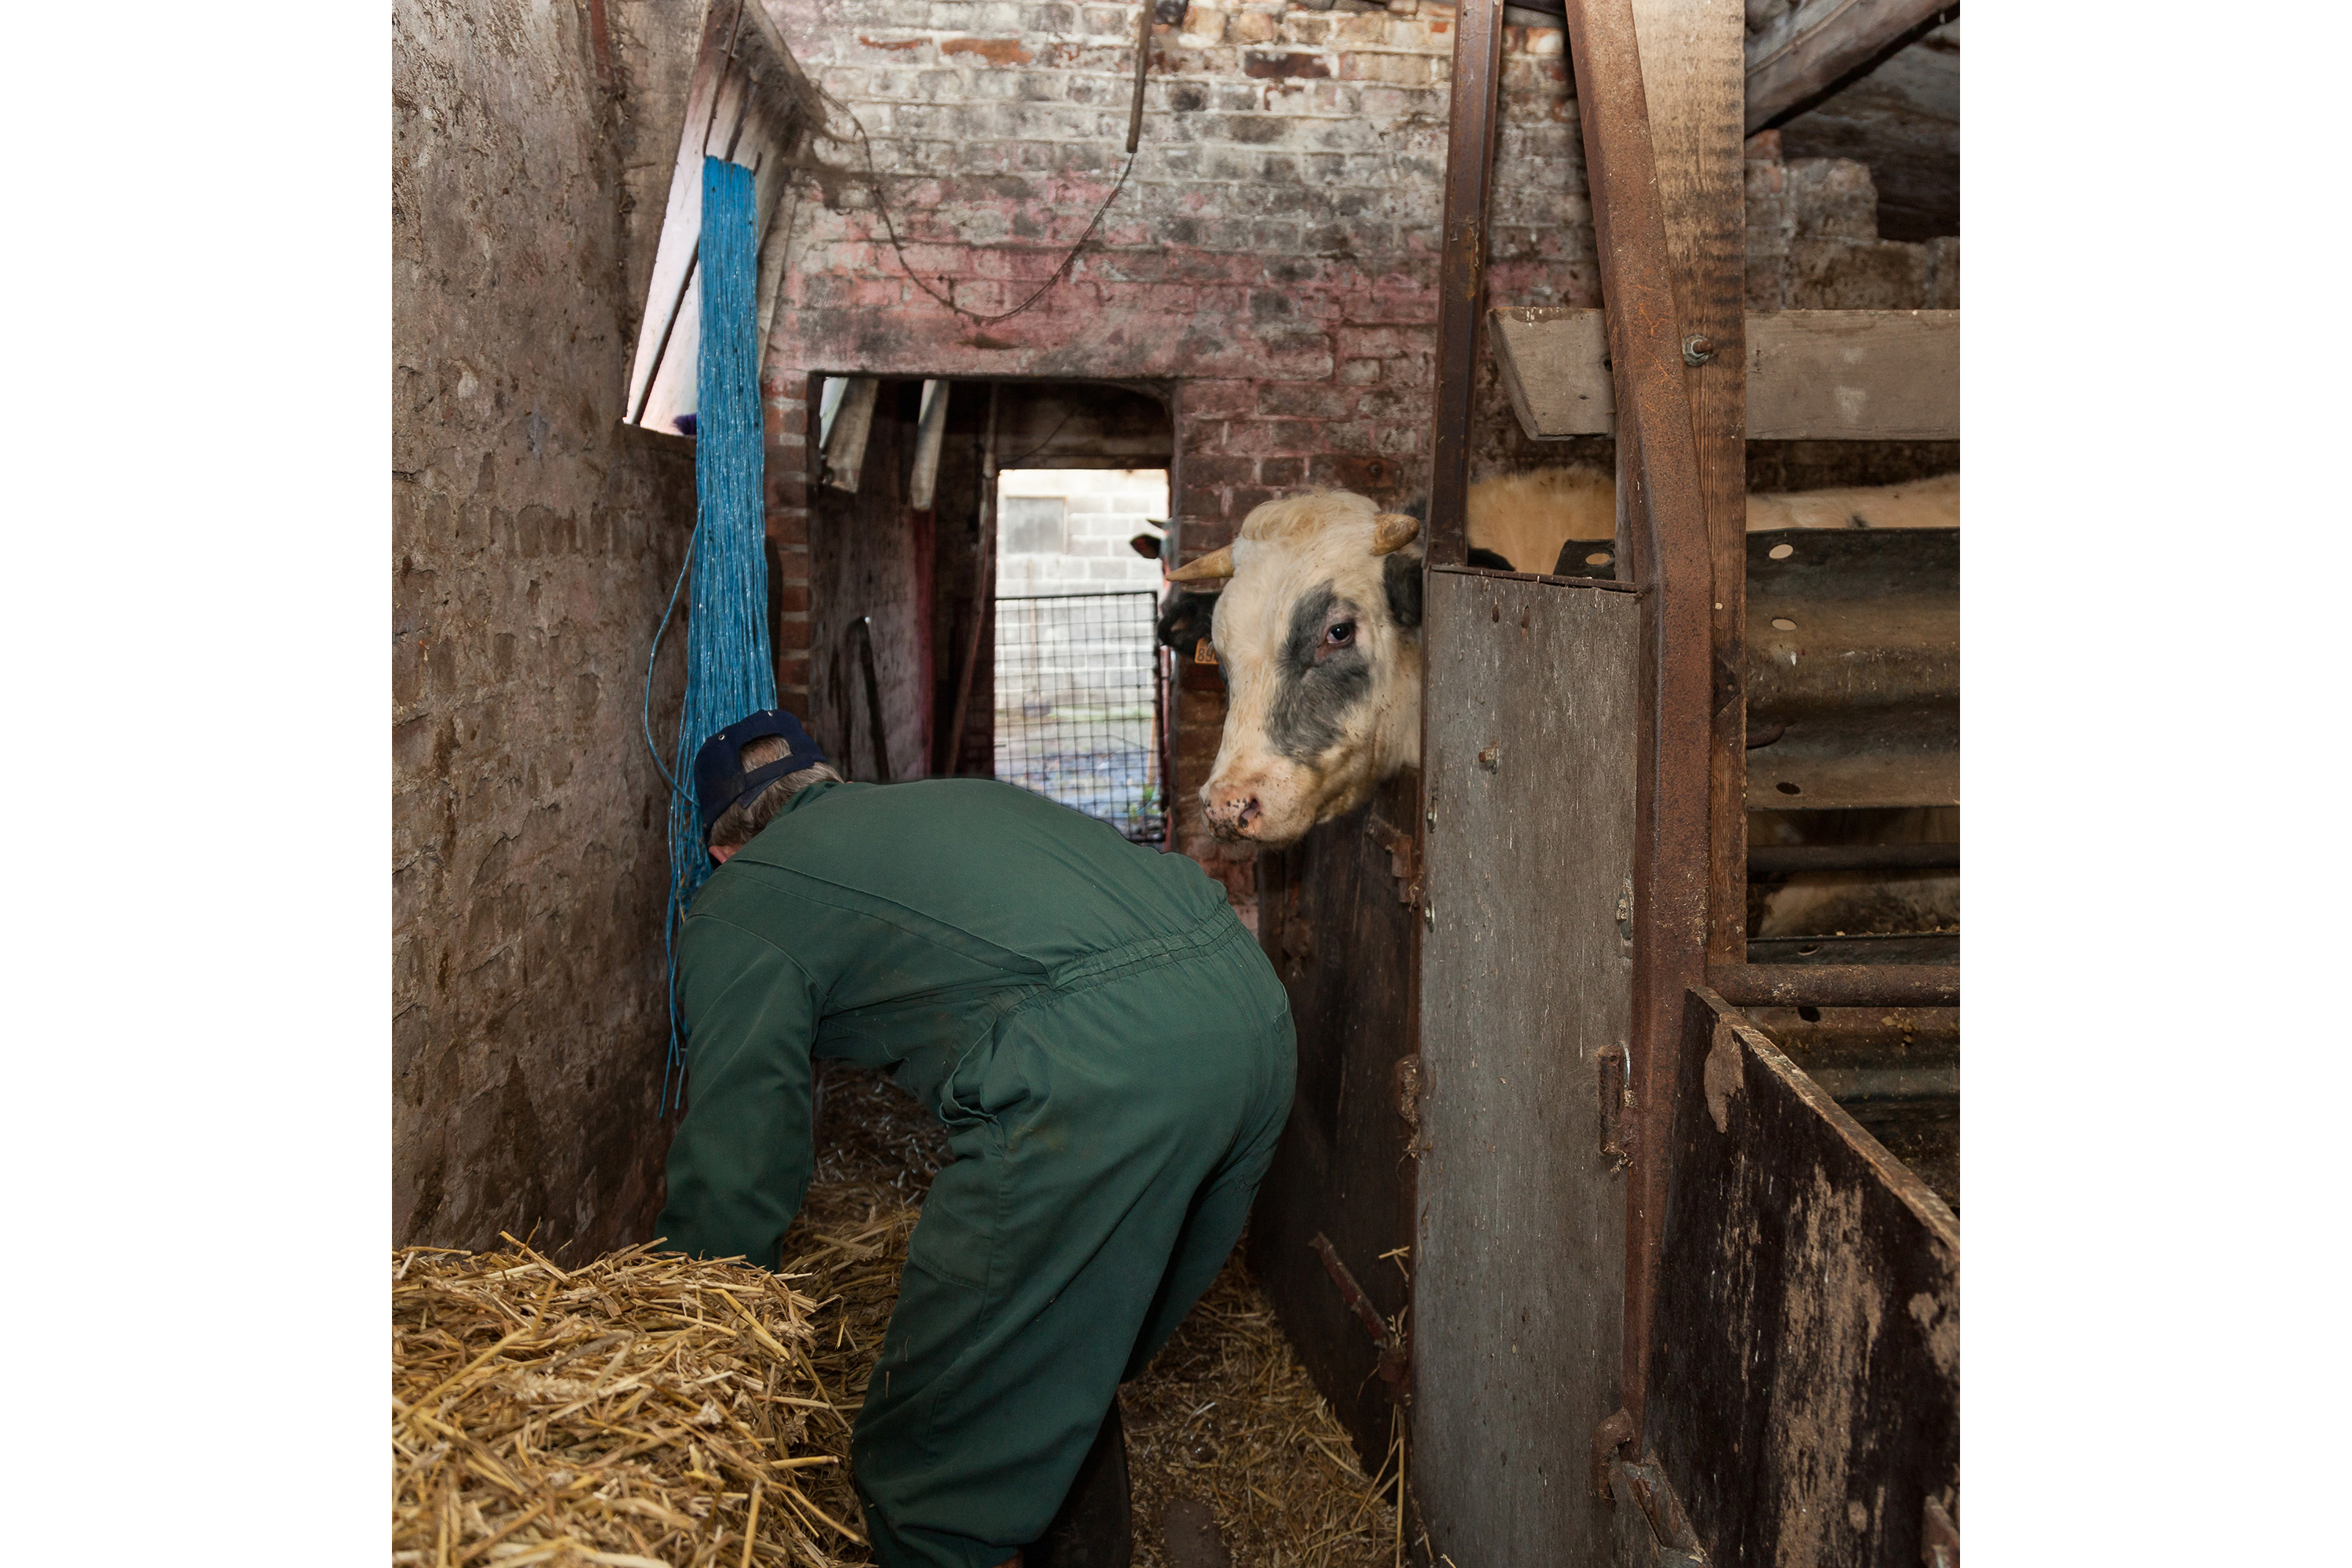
[850,935,1295,1568]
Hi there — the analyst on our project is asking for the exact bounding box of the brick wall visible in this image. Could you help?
[720,5,1952,917]
[741,1,1593,916]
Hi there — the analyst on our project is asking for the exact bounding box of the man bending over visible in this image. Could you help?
[658,710,1296,1568]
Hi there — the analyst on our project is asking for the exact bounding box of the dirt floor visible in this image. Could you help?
[797,1062,1406,1568]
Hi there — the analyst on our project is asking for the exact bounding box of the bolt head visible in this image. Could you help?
[1682,334,1716,365]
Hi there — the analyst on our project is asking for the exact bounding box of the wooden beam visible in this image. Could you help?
[1490,307,1957,439]
[1744,0,1953,134]
[1745,309,1958,437]
[1628,0,1748,970]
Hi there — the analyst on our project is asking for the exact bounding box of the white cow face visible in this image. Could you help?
[1171,491,1425,848]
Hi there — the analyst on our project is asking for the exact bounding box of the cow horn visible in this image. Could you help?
[1167,546,1236,583]
[1371,513,1421,555]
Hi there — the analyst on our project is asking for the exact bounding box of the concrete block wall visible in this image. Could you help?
[996,468,1170,595]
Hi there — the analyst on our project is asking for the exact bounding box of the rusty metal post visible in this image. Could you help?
[1426,0,1507,568]
[1706,964,1959,1008]
[1559,0,1715,1461]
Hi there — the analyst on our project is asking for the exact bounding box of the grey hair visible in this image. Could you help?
[707,733,842,852]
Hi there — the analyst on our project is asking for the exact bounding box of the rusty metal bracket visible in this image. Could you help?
[1599,1044,1632,1168]
[1922,1494,1959,1567]
[1612,1454,1709,1566]
[1709,963,1958,1008]
[1309,1232,1409,1394]
[1364,811,1422,908]
[1392,1054,1431,1158]
[1591,1407,1635,1497]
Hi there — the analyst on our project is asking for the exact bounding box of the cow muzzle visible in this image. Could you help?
[1201,760,1322,847]
[1203,785,1265,840]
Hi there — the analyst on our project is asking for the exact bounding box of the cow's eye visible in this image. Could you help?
[1325,621,1356,647]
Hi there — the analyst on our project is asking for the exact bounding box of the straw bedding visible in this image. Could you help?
[394,1064,1403,1567]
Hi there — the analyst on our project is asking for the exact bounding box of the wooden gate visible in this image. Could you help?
[1249,768,1425,1464]
[1414,567,1639,1563]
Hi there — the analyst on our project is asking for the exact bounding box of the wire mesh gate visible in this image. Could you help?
[993,590,1169,843]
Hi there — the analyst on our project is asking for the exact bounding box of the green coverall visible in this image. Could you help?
[657,778,1296,1568]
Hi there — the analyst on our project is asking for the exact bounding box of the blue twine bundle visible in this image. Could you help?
[643,156,775,1107]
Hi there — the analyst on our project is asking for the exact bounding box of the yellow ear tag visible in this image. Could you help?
[1193,641,1219,666]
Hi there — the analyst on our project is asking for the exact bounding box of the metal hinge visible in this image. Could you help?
[1309,1232,1409,1396]
[1610,1454,1708,1566]
[1365,811,1421,909]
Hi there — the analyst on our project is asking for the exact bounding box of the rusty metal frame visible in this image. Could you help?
[1708,963,1958,1008]
[1558,0,1716,1457]
[1426,0,1507,569]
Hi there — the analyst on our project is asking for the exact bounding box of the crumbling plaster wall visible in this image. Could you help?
[394,0,696,1255]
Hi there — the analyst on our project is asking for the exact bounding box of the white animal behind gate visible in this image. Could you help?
[1165,466,1959,938]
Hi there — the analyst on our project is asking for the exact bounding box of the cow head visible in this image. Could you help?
[1167,490,1424,847]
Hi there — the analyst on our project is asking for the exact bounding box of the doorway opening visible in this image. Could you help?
[993,467,1171,843]
[805,377,1176,842]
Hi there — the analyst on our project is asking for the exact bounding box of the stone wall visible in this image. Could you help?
[393,0,695,1255]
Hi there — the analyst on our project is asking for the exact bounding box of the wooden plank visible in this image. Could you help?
[1489,308,1958,439]
[1745,0,1952,134]
[1747,310,1958,437]
[821,377,879,492]
[623,0,815,434]
[1644,990,1958,1566]
[1414,572,1639,1568]
[625,4,730,426]
[1488,307,1613,437]
[1628,0,1748,971]
[1247,770,1422,1467]
[906,380,950,512]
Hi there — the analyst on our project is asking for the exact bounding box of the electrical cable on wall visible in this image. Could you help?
[815,65,1142,328]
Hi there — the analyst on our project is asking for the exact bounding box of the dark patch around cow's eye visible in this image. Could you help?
[1384,551,1423,627]
[1269,583,1372,764]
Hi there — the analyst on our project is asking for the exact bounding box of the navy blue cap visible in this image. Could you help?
[693,709,828,844]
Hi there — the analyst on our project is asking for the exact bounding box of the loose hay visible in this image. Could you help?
[394,1065,1401,1567]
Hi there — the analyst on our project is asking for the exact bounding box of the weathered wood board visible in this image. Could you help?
[1744,0,1952,133]
[1490,307,1614,440]
[1490,308,1958,441]
[1644,990,1959,1567]
[622,1,814,435]
[1248,768,1424,1466]
[1414,570,1639,1568]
